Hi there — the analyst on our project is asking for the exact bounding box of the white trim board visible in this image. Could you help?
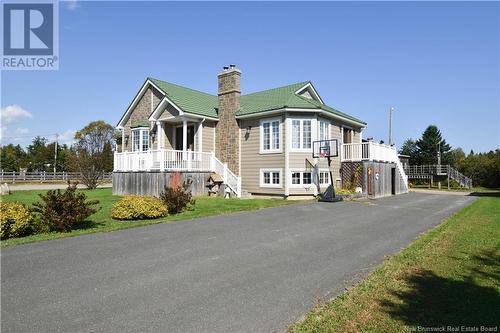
[259,168,283,188]
[259,117,283,154]
[294,82,324,104]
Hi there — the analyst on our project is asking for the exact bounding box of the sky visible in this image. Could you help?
[1,1,499,152]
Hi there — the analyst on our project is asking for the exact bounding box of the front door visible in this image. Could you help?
[175,125,195,150]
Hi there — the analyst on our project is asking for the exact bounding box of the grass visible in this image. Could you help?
[288,195,500,332]
[1,188,302,247]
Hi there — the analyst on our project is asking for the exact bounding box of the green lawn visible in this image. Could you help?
[1,188,302,247]
[288,195,500,332]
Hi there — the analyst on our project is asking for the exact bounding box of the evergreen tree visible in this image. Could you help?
[415,125,451,164]
[399,139,418,164]
[0,144,27,171]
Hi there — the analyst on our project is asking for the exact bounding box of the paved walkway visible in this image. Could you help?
[1,192,475,333]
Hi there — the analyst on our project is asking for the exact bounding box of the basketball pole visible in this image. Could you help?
[327,155,336,198]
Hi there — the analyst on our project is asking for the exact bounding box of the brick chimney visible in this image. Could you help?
[216,65,241,175]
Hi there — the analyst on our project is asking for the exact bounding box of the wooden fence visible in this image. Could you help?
[0,170,112,183]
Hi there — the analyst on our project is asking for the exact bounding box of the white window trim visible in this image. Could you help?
[288,117,317,152]
[260,168,283,188]
[259,117,282,154]
[318,118,331,141]
[289,169,314,188]
[131,127,149,152]
[317,169,331,186]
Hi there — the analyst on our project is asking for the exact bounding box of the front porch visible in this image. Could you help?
[113,148,241,197]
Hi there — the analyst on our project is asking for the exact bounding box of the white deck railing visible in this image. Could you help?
[114,149,213,172]
[114,149,241,197]
[341,142,408,190]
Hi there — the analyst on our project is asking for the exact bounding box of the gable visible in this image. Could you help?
[117,80,165,128]
[294,82,324,104]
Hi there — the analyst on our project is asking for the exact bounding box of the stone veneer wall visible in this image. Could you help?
[215,68,241,175]
[122,86,163,151]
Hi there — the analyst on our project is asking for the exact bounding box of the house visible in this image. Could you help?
[114,65,408,199]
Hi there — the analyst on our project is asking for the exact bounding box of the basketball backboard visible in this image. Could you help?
[312,139,338,158]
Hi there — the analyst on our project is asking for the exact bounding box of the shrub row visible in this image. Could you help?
[1,175,196,240]
[111,177,195,220]
[1,183,99,240]
[111,196,167,220]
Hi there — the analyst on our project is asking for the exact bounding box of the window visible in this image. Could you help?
[303,120,311,149]
[272,172,280,185]
[131,128,149,152]
[290,119,313,150]
[260,169,282,188]
[290,171,314,187]
[303,172,312,184]
[260,118,281,153]
[292,120,301,149]
[132,130,140,151]
[142,131,149,151]
[319,171,330,185]
[319,120,330,141]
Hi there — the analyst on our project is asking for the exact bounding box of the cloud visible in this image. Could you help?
[0,105,33,125]
[65,0,79,10]
[16,128,29,135]
[58,129,76,146]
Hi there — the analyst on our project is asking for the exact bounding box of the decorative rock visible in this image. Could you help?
[0,183,10,195]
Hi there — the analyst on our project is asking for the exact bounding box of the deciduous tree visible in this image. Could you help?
[69,121,114,189]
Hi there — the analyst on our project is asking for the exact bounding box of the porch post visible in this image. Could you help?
[182,120,188,152]
[156,121,162,150]
[197,121,203,152]
[121,129,125,152]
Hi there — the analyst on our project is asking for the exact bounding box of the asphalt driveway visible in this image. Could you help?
[1,192,475,333]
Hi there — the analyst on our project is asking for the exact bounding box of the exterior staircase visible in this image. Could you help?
[211,156,242,198]
[404,165,472,189]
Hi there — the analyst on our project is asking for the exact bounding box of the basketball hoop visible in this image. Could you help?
[312,139,338,158]
[312,139,340,202]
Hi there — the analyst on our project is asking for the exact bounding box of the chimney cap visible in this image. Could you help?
[223,66,229,71]
[229,64,236,68]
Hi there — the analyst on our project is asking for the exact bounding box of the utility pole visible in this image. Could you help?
[388,107,395,145]
[437,141,441,165]
[54,133,58,174]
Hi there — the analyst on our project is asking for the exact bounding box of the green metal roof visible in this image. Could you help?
[148,78,366,125]
[149,78,218,118]
[130,120,150,128]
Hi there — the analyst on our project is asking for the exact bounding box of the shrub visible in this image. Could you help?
[111,196,167,220]
[31,183,99,232]
[0,202,36,239]
[159,174,195,214]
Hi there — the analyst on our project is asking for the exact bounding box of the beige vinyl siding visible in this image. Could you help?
[158,104,180,120]
[240,117,285,196]
[353,129,362,143]
[202,121,216,152]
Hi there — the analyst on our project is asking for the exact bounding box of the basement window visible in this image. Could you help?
[290,171,314,187]
[260,169,282,188]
